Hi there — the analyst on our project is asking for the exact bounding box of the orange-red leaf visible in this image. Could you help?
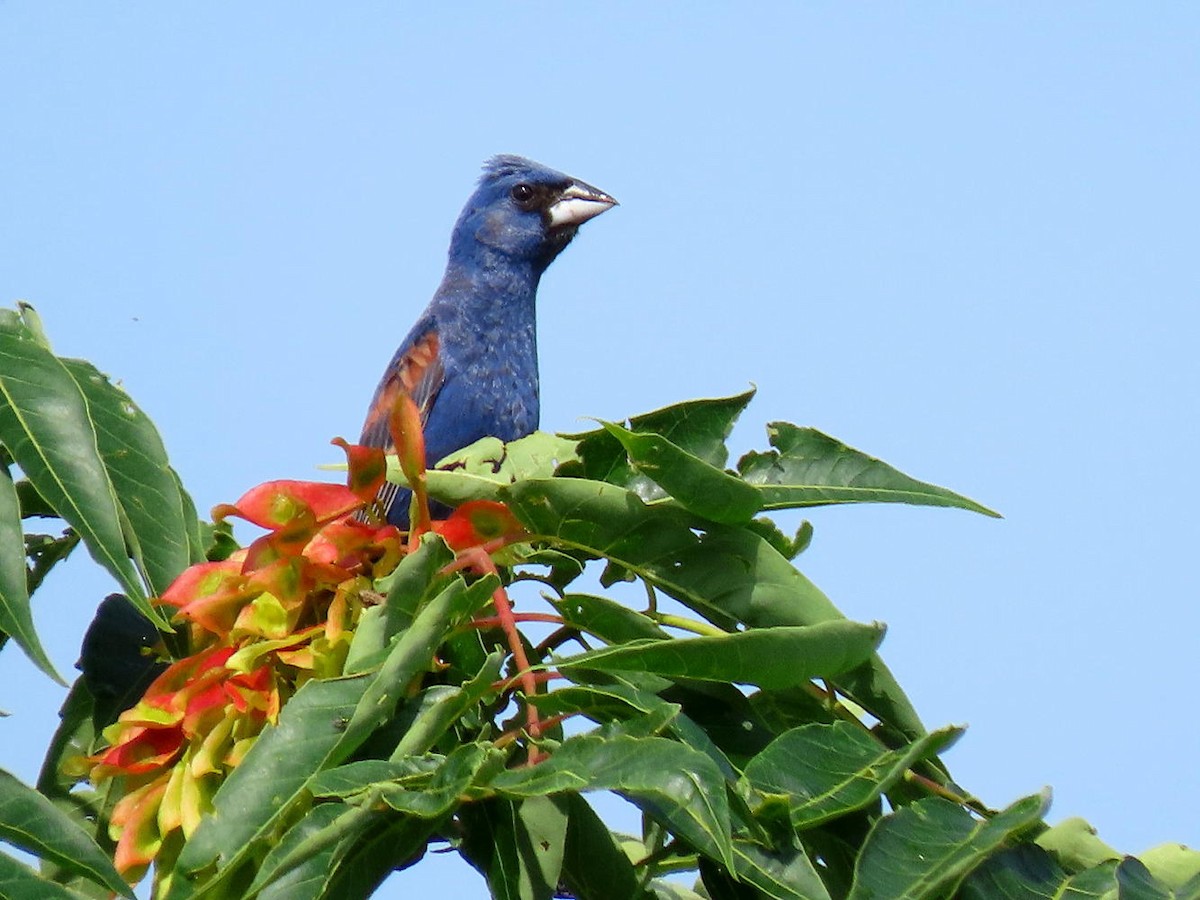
[432,500,527,551]
[213,480,363,531]
[333,437,389,503]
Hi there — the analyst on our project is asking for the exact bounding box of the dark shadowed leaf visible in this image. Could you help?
[558,622,884,690]
[729,839,832,900]
[741,723,962,830]
[314,814,434,900]
[254,803,346,900]
[0,462,59,681]
[738,423,999,517]
[1115,857,1174,900]
[559,794,653,900]
[552,593,667,644]
[0,769,132,897]
[847,791,1051,899]
[0,311,153,620]
[957,844,1119,899]
[459,797,566,900]
[390,652,505,758]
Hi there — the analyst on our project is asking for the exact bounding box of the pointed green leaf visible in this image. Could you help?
[0,312,151,617]
[848,791,1052,899]
[377,745,503,818]
[251,803,346,900]
[459,798,562,900]
[957,844,1119,899]
[566,391,757,496]
[390,651,505,757]
[502,478,926,738]
[552,593,667,644]
[600,422,762,525]
[558,622,884,690]
[739,423,999,517]
[166,675,371,897]
[742,723,963,830]
[0,463,60,681]
[0,851,91,899]
[1115,857,1174,900]
[559,794,653,900]
[491,733,734,871]
[61,359,198,595]
[0,769,133,897]
[729,839,832,900]
[312,817,434,900]
[169,577,468,895]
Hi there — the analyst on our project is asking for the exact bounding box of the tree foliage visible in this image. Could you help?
[2,304,1198,899]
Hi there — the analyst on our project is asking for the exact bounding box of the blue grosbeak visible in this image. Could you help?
[359,156,617,525]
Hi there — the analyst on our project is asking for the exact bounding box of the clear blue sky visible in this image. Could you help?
[2,4,1197,895]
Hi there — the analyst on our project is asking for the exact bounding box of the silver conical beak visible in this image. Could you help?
[548,180,618,228]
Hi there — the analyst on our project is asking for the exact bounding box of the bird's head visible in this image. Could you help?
[449,155,617,274]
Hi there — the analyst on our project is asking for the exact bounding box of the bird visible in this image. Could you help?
[358,155,617,526]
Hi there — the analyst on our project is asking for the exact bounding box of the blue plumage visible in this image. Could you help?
[360,156,616,525]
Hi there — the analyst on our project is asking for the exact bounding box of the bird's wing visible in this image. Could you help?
[359,326,445,520]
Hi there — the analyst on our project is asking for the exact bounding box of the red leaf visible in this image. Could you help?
[432,500,526,551]
[214,480,363,531]
[333,438,388,503]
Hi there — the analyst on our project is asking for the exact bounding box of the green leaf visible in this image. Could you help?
[167,675,371,896]
[416,431,580,508]
[600,422,762,525]
[0,769,132,897]
[254,803,346,900]
[559,794,653,900]
[847,791,1052,899]
[313,816,433,900]
[0,463,60,681]
[459,798,565,900]
[60,358,198,596]
[566,391,756,496]
[490,733,734,871]
[1140,843,1200,891]
[502,477,926,737]
[0,311,152,619]
[435,431,580,480]
[1035,817,1121,870]
[377,745,504,818]
[729,839,832,900]
[1115,857,1174,900]
[558,622,884,691]
[552,593,667,644]
[957,844,1119,899]
[169,577,469,895]
[738,423,999,517]
[15,478,57,518]
[0,850,91,900]
[390,651,505,758]
[741,723,963,830]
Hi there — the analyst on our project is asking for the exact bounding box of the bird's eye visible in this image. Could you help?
[510,184,535,204]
